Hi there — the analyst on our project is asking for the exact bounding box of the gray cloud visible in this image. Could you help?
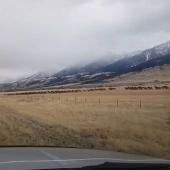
[0,0,170,82]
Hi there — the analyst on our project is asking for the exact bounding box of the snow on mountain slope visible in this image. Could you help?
[100,41,170,73]
[105,64,170,87]
[0,40,170,91]
[142,40,170,61]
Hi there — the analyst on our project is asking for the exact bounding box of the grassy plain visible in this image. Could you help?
[0,89,170,159]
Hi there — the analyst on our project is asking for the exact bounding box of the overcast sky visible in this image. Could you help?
[0,0,170,82]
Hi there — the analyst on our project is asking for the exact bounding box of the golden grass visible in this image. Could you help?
[0,89,170,159]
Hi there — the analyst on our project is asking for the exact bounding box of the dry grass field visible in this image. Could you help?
[0,89,170,159]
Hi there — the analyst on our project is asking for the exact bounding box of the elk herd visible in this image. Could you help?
[5,85,169,95]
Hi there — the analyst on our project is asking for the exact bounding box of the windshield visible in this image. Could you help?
[0,0,169,162]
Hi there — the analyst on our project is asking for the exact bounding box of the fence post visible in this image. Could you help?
[75,96,77,104]
[139,99,142,109]
[117,98,119,108]
[59,96,60,104]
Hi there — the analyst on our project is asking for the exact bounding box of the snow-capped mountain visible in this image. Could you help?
[0,40,170,91]
[99,41,170,73]
[143,40,170,61]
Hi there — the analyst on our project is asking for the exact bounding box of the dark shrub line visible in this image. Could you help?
[5,87,117,95]
[125,86,169,90]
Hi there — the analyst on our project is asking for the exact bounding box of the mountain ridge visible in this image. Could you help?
[0,40,170,91]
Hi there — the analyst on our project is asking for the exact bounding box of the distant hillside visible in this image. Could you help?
[0,40,170,91]
[129,53,170,72]
[99,41,170,73]
[105,64,170,87]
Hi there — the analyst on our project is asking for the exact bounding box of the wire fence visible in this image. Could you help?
[39,95,170,110]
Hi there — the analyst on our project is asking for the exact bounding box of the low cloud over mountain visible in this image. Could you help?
[0,0,170,82]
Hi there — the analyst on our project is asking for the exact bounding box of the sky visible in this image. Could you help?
[0,0,170,83]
